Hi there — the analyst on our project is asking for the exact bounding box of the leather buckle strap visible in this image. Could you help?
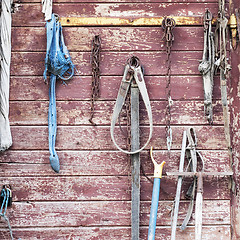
[110,57,153,154]
[180,128,204,230]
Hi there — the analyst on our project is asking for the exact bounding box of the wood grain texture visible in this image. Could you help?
[0,150,231,175]
[5,0,233,239]
[0,175,230,201]
[12,3,219,27]
[10,51,204,76]
[19,0,221,3]
[9,100,224,126]
[0,226,231,240]
[12,27,205,52]
[2,200,230,227]
[9,126,228,150]
[9,76,221,101]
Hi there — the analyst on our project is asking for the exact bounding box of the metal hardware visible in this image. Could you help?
[169,129,232,240]
[162,17,175,152]
[215,0,232,153]
[235,9,240,47]
[110,56,153,155]
[167,171,233,240]
[89,35,101,125]
[229,13,237,49]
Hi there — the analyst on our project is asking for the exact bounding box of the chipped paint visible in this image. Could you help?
[3,1,234,239]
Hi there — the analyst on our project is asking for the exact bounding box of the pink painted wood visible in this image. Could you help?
[0,1,233,239]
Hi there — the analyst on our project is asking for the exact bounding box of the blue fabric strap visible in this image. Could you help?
[0,188,19,240]
[44,14,74,172]
[48,74,60,172]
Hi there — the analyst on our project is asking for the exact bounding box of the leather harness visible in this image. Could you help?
[198,10,215,124]
[170,128,204,240]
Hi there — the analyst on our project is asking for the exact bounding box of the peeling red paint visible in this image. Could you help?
[0,1,234,239]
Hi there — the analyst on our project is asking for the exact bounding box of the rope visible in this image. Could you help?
[0,0,13,151]
[42,0,52,21]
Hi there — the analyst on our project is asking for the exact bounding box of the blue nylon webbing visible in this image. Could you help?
[0,188,20,240]
[43,14,74,172]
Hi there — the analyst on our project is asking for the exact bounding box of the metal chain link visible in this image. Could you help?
[162,17,176,152]
[89,35,101,125]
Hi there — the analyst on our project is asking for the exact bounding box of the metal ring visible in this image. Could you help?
[127,56,140,68]
[54,13,60,22]
[58,65,74,81]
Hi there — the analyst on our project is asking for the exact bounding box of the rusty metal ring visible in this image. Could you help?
[127,56,140,68]
[162,16,176,30]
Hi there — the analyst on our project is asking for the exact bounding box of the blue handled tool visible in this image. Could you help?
[148,147,165,240]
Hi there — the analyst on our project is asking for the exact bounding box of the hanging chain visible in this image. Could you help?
[162,17,176,152]
[89,35,101,125]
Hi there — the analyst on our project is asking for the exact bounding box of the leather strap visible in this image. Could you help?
[180,128,204,230]
[170,131,187,240]
[110,58,153,154]
[198,10,215,124]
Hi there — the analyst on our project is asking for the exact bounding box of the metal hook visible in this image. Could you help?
[54,13,60,22]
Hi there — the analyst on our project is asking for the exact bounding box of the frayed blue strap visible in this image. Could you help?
[44,13,75,172]
[0,188,20,240]
[48,74,60,172]
[44,13,74,81]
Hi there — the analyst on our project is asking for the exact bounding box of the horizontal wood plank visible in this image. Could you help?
[9,100,224,126]
[0,226,231,240]
[0,150,230,175]
[12,27,205,52]
[19,0,220,3]
[2,200,230,227]
[9,75,222,101]
[10,51,204,76]
[12,3,218,27]
[9,126,228,150]
[0,175,230,201]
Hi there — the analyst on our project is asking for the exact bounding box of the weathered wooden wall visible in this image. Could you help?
[0,0,234,239]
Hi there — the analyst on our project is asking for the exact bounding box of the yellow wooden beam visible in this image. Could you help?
[60,16,204,26]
